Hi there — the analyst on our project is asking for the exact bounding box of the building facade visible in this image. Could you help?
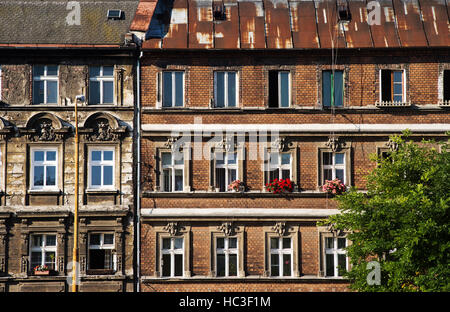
[134,0,450,292]
[0,0,139,292]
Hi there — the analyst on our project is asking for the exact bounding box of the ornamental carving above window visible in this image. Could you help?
[82,113,126,142]
[21,113,69,142]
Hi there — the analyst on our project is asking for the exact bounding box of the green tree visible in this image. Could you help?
[320,131,449,291]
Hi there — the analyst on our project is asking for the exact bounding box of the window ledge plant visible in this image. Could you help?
[228,180,245,192]
[265,178,294,194]
[322,178,346,195]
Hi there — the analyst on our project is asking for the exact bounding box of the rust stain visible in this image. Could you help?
[189,0,214,48]
[393,0,428,47]
[239,1,266,49]
[290,0,319,48]
[315,0,346,49]
[419,0,450,47]
[343,0,372,48]
[264,0,292,49]
[369,0,401,48]
[163,0,188,48]
[214,1,240,49]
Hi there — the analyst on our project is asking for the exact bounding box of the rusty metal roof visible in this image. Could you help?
[132,0,450,50]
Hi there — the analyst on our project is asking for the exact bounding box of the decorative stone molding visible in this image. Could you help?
[163,222,180,237]
[325,136,345,152]
[22,114,70,142]
[216,136,236,152]
[385,138,399,152]
[217,222,234,237]
[58,256,65,273]
[270,137,292,152]
[0,256,5,273]
[82,114,126,142]
[271,221,287,237]
[21,256,28,273]
[326,223,344,237]
[164,136,180,152]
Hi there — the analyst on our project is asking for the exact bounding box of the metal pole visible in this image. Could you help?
[72,98,79,292]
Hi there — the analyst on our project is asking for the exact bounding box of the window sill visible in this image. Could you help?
[142,190,338,198]
[141,275,349,283]
[85,189,119,194]
[86,269,116,276]
[27,189,61,195]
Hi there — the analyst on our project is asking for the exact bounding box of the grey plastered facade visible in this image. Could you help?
[0,0,139,292]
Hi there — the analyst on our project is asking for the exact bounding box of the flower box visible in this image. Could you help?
[265,178,294,194]
[228,180,245,192]
[322,179,346,195]
[34,270,50,276]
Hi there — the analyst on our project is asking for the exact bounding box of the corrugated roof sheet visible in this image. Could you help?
[135,0,450,49]
[0,0,139,46]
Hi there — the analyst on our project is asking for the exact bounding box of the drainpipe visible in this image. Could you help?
[135,50,143,292]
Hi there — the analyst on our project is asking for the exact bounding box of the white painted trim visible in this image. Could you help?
[141,208,339,218]
[142,123,450,133]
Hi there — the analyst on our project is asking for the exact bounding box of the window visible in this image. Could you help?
[216,237,238,277]
[443,70,450,103]
[162,71,184,107]
[269,237,293,277]
[88,233,115,270]
[268,71,290,108]
[161,152,184,192]
[324,236,348,277]
[88,147,114,189]
[265,152,291,184]
[322,152,346,184]
[33,65,58,104]
[214,71,237,108]
[322,70,344,107]
[381,69,404,103]
[89,66,114,104]
[0,65,2,101]
[30,234,57,271]
[214,152,238,192]
[161,237,184,277]
[30,148,58,190]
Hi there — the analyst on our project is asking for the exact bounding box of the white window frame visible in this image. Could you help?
[265,151,292,183]
[324,236,348,277]
[216,237,239,277]
[269,236,293,277]
[161,71,185,108]
[89,65,115,105]
[32,65,59,104]
[213,71,239,108]
[87,146,115,190]
[269,70,291,108]
[29,234,57,270]
[30,147,58,190]
[160,151,184,192]
[215,152,239,192]
[88,233,116,271]
[161,237,184,277]
[379,69,406,103]
[322,152,346,184]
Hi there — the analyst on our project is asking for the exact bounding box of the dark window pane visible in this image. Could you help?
[34,151,44,162]
[162,153,172,166]
[270,237,278,249]
[33,65,45,77]
[174,169,183,191]
[46,235,56,246]
[175,72,183,107]
[174,238,183,250]
[381,70,392,102]
[104,151,113,161]
[46,166,56,185]
[103,166,113,185]
[281,153,290,165]
[217,237,225,249]
[444,70,450,101]
[227,168,236,185]
[103,81,114,104]
[163,169,171,192]
[91,166,101,186]
[282,237,291,249]
[162,238,171,250]
[174,254,183,276]
[228,237,237,249]
[162,72,172,107]
[89,249,106,269]
[102,66,114,77]
[104,234,114,245]
[34,166,44,186]
[229,254,237,276]
[334,71,343,107]
[268,71,279,107]
[323,152,332,165]
[45,251,56,269]
[322,71,332,107]
[393,71,402,83]
[90,234,101,246]
[216,168,225,192]
[270,254,279,276]
[227,72,236,107]
[335,169,344,182]
[31,252,42,268]
[338,238,346,249]
[283,254,291,276]
[89,66,101,77]
[215,72,225,108]
[281,169,290,180]
[33,81,44,104]
[269,169,279,182]
[326,254,334,276]
[326,237,334,249]
[46,151,56,161]
[91,151,101,161]
[32,235,42,247]
[323,168,333,182]
[89,81,100,104]
[47,81,58,104]
[280,72,289,107]
[217,254,225,276]
[338,254,347,276]
[162,254,171,276]
[46,66,58,76]
[335,153,344,165]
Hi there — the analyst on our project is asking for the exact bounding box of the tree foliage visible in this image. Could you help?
[321,131,449,291]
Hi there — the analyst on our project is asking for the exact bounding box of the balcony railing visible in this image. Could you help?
[438,99,450,107]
